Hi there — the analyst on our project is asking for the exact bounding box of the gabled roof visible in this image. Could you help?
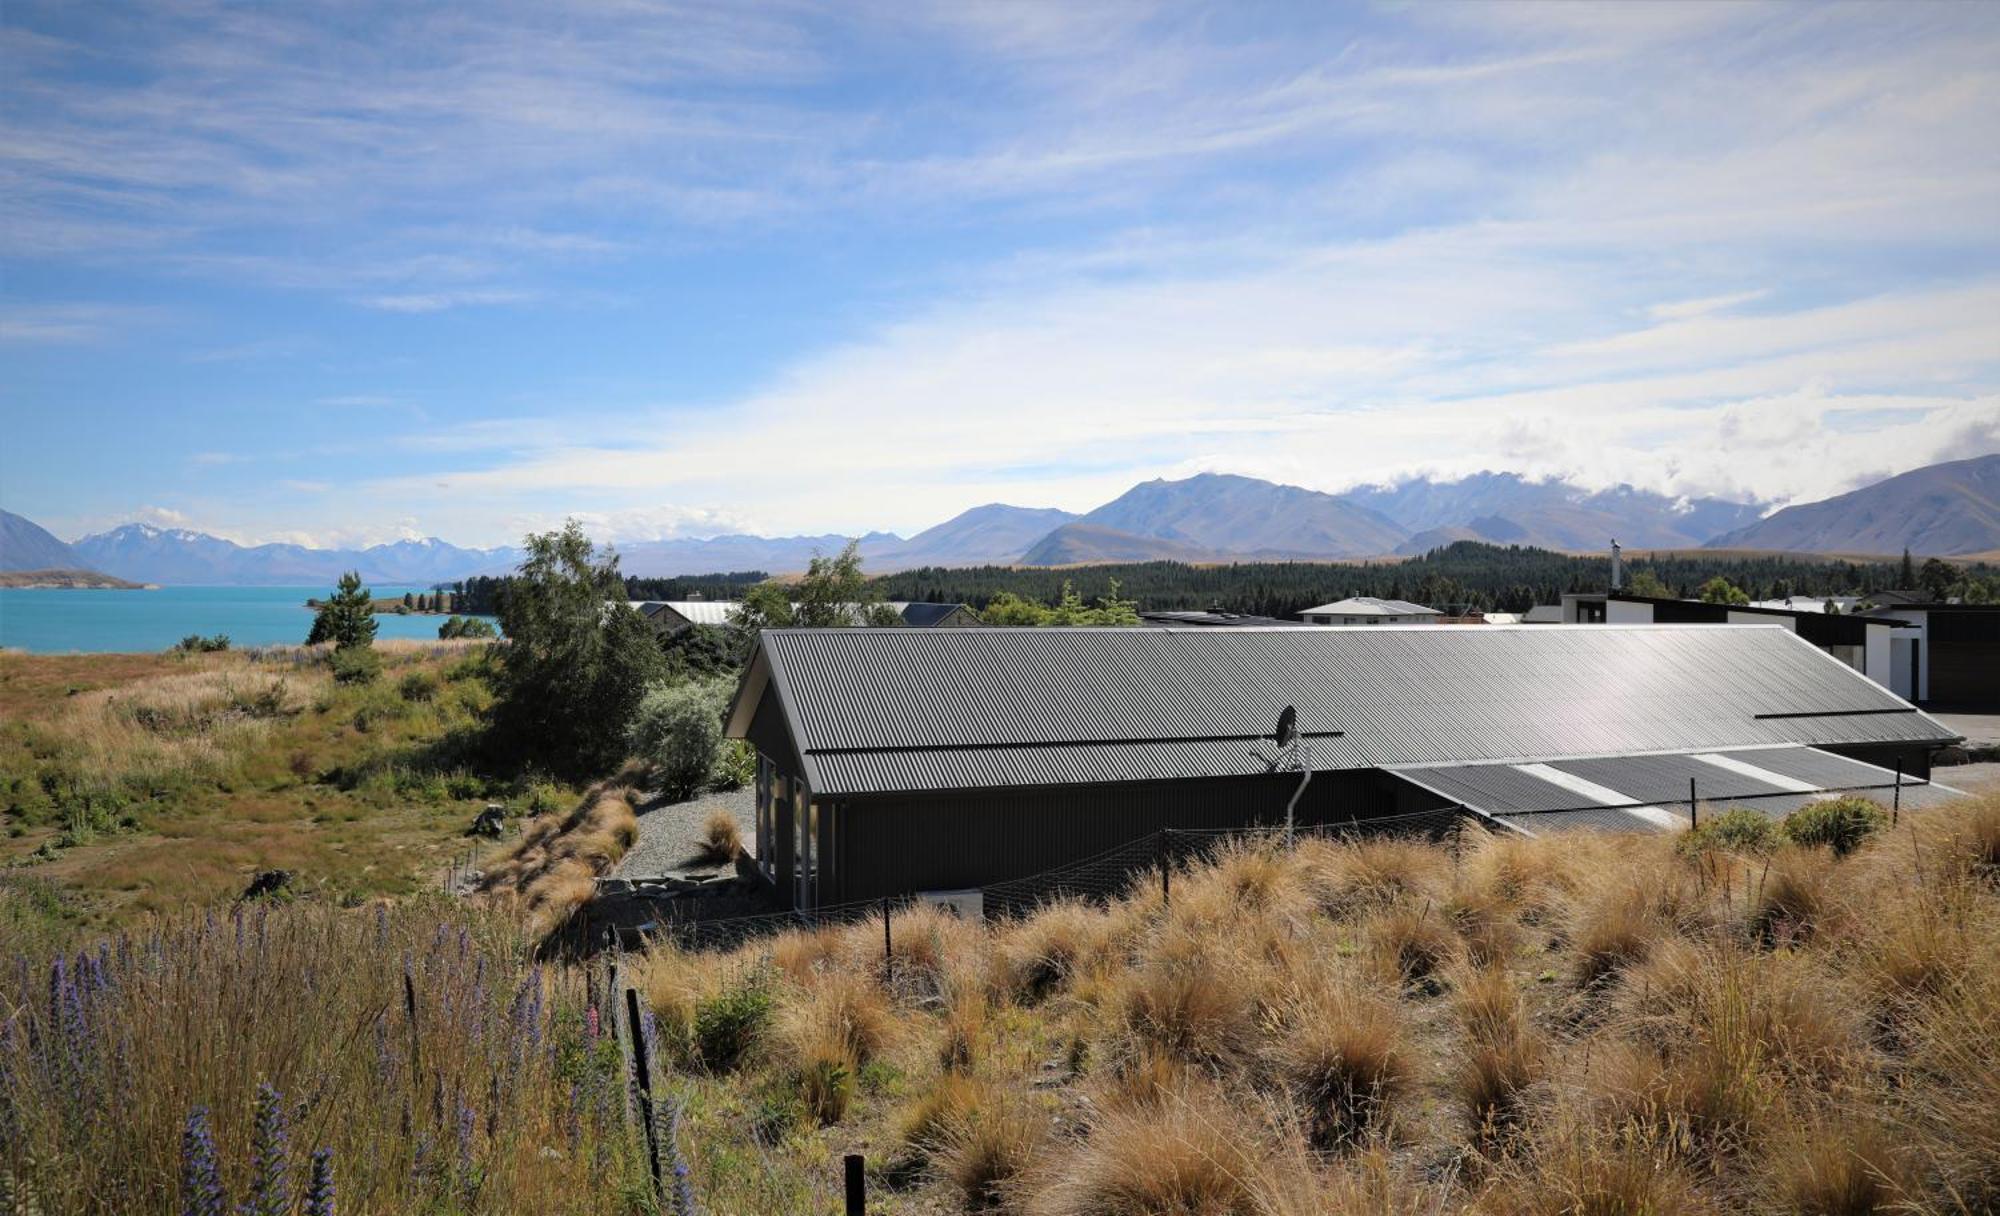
[726,624,1956,798]
[899,602,979,627]
[1299,597,1438,617]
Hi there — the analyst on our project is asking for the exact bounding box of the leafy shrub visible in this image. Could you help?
[713,738,755,791]
[397,671,439,703]
[692,982,772,1072]
[1677,808,1779,857]
[437,615,498,640]
[174,633,231,653]
[1782,797,1888,857]
[330,645,381,686]
[626,681,729,800]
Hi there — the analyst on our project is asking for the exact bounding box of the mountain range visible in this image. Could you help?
[1705,454,2000,557]
[0,520,523,587]
[5,456,1996,584]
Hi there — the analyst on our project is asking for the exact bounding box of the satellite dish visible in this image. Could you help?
[1274,705,1298,749]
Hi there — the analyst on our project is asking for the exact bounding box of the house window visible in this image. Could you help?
[754,754,775,874]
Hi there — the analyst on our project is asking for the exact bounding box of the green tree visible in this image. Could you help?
[1697,576,1750,606]
[661,622,739,681]
[437,615,498,640]
[980,591,1049,626]
[1918,557,1957,602]
[403,591,416,610]
[306,571,379,649]
[490,522,666,777]
[1626,569,1674,598]
[794,540,876,626]
[729,582,797,658]
[1899,547,1915,588]
[864,603,905,627]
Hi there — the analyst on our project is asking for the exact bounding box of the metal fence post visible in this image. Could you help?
[624,986,666,1204]
[1158,829,1172,909]
[881,897,893,987]
[1688,778,1698,829]
[1893,759,1903,826]
[845,1153,866,1215]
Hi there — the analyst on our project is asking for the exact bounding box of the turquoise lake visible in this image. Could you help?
[0,586,497,654]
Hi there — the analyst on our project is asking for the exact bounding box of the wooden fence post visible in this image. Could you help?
[882,897,893,987]
[845,1153,866,1215]
[624,986,666,1205]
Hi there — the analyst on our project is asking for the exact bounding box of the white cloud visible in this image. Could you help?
[358,289,535,314]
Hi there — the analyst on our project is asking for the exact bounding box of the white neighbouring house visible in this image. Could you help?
[1298,597,1441,626]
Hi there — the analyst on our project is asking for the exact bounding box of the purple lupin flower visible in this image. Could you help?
[304,1148,335,1216]
[455,1101,478,1202]
[666,1096,698,1216]
[241,1081,290,1216]
[181,1106,227,1216]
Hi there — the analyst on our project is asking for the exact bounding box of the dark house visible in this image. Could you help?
[1137,610,1297,628]
[724,624,1961,910]
[1856,598,2000,707]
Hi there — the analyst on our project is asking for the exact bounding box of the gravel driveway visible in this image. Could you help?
[612,785,756,878]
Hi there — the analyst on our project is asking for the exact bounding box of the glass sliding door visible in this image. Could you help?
[793,785,816,910]
[754,754,775,876]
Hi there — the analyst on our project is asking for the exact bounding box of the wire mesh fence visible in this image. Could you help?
[642,804,1486,956]
[619,772,1950,959]
[1489,774,1950,836]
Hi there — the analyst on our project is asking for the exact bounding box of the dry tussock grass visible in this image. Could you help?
[630,791,2000,1216]
[478,783,639,938]
[47,660,317,788]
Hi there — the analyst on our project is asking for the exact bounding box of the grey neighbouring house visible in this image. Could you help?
[1298,596,1441,625]
[723,624,1962,911]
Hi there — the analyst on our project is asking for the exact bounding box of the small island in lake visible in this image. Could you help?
[0,568,150,589]
[303,590,462,616]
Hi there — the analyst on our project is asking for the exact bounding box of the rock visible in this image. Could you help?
[470,804,507,837]
[241,869,292,900]
[1931,744,1971,767]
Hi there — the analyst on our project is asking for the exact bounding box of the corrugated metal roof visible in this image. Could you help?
[742,625,1956,798]
[1386,745,1967,835]
[1299,597,1438,616]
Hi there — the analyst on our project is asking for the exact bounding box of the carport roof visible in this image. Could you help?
[1389,745,1966,835]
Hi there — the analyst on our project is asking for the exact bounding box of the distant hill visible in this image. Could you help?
[0,509,84,572]
[1346,472,1763,553]
[1706,454,2000,556]
[69,524,520,586]
[880,504,1080,568]
[0,568,144,589]
[1058,473,1409,560]
[1018,522,1224,565]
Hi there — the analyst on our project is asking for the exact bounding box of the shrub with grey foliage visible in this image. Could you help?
[627,681,731,800]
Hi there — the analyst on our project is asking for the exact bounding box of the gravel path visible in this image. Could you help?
[612,785,756,878]
[1938,761,2000,793]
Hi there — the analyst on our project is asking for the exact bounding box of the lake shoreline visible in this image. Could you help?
[0,584,498,653]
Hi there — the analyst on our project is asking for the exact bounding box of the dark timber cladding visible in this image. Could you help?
[725,624,1959,909]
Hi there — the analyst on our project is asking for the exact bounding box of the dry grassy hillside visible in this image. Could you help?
[637,795,2000,1215]
[0,642,579,936]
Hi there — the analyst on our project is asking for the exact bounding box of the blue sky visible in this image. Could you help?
[3,1,1998,548]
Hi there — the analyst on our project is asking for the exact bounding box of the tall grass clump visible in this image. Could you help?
[0,900,649,1214]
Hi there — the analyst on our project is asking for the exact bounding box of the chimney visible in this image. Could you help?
[1610,539,1623,592]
